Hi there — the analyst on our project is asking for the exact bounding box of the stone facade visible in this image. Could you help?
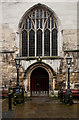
[0,0,79,96]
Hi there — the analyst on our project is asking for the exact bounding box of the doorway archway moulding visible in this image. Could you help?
[24,61,56,96]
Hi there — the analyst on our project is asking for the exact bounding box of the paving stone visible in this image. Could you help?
[2,97,79,119]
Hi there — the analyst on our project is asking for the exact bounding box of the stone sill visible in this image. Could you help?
[64,49,79,52]
[19,56,63,60]
[0,50,15,53]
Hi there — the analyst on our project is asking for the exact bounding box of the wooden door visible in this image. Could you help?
[31,67,49,96]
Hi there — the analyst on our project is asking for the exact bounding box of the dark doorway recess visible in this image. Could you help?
[31,67,49,96]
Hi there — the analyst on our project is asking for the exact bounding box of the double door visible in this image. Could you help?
[31,67,49,96]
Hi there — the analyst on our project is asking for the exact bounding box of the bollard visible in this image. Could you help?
[64,89,73,105]
[8,93,12,111]
[58,89,63,103]
[22,88,24,102]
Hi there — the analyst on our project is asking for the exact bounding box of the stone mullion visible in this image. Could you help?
[19,28,22,56]
[50,17,52,56]
[35,31,36,57]
[46,11,47,28]
[53,18,55,28]
[28,19,29,57]
[35,10,37,57]
[42,10,44,56]
[39,10,40,28]
[58,26,61,56]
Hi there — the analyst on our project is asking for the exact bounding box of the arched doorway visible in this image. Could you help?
[30,67,49,96]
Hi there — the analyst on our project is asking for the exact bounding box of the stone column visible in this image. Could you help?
[24,79,27,92]
[53,78,55,91]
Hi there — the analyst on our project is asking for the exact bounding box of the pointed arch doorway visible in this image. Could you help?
[31,67,49,96]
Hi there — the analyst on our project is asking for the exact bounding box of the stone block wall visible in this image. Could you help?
[0,52,16,87]
[2,24,17,51]
[0,1,79,90]
[63,29,77,50]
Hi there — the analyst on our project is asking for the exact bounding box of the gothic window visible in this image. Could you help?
[21,6,58,57]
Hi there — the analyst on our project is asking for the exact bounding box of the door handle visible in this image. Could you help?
[37,84,39,86]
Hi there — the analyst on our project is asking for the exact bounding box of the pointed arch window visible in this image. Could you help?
[21,6,58,57]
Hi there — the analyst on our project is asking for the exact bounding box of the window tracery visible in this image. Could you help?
[21,8,58,57]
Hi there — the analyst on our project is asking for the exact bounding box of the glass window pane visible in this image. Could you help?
[40,19,42,28]
[48,18,50,28]
[37,20,39,29]
[29,18,31,29]
[37,29,42,56]
[29,30,35,56]
[52,29,57,56]
[26,19,28,29]
[44,29,50,56]
[44,11,46,18]
[40,10,42,18]
[32,23,34,29]
[37,10,39,18]
[32,12,35,19]
[22,24,24,29]
[55,23,57,28]
[52,17,54,28]
[22,30,28,56]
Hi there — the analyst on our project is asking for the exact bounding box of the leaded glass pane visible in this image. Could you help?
[40,10,42,18]
[22,30,28,56]
[44,11,46,18]
[37,20,39,29]
[44,29,50,56]
[32,12,35,19]
[37,29,42,56]
[32,22,34,29]
[52,29,57,56]
[29,18,31,29]
[48,18,50,28]
[37,10,39,18]
[29,30,35,56]
[22,24,24,29]
[26,19,28,29]
[40,19,42,28]
[55,23,57,28]
[52,17,54,28]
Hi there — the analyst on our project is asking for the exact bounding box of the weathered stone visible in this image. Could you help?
[0,1,79,95]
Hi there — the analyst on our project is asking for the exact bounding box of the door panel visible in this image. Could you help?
[31,67,49,96]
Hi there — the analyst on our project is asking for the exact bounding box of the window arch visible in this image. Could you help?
[21,5,58,57]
